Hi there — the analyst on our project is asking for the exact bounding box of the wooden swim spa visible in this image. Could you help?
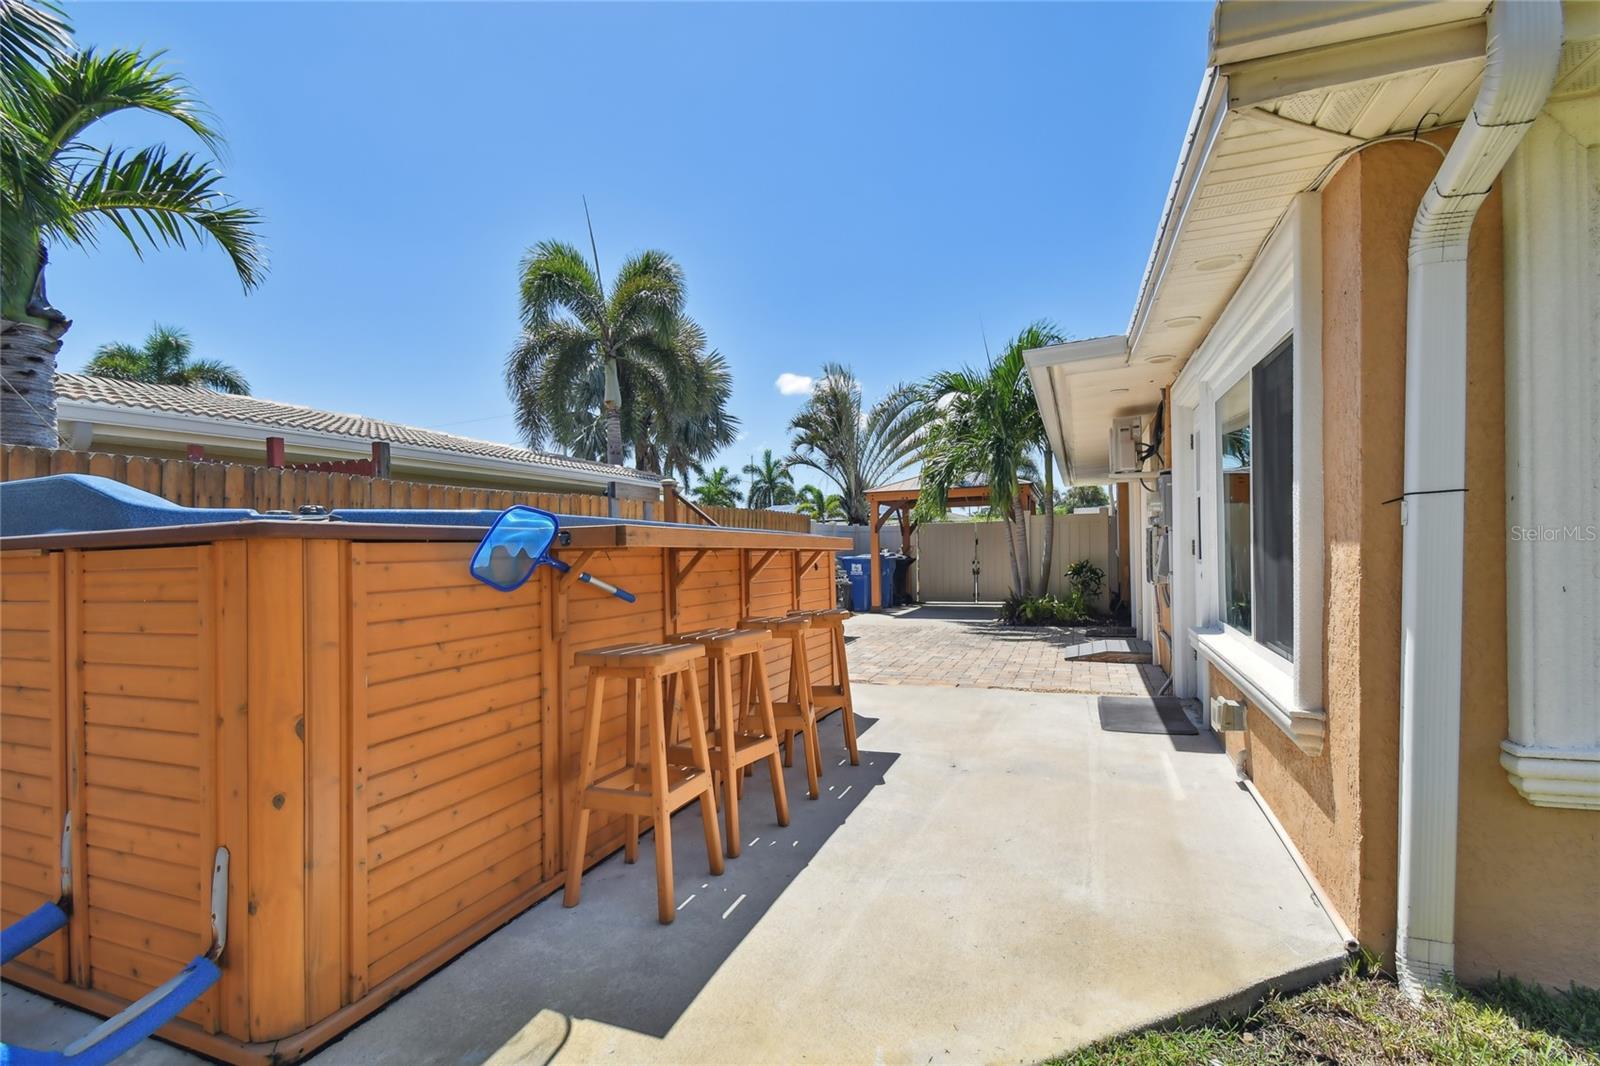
[0,515,848,1063]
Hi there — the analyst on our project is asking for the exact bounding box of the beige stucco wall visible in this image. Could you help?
[1218,137,1596,987]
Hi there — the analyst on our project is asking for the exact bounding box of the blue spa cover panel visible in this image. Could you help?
[0,475,258,537]
[328,509,630,528]
[328,508,504,527]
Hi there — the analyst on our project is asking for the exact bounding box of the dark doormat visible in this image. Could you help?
[1097,696,1198,735]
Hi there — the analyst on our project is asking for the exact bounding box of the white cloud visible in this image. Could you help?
[775,372,815,396]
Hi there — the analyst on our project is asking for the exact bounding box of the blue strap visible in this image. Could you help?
[0,956,220,1066]
[0,903,68,966]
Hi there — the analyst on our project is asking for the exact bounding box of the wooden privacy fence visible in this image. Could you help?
[0,446,809,531]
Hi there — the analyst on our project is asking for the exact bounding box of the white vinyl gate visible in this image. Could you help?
[911,514,1116,609]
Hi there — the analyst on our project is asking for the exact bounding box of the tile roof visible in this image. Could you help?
[55,373,658,485]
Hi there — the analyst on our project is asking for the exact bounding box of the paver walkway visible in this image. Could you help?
[847,604,1167,694]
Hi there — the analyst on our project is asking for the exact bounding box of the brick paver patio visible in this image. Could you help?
[845,605,1167,695]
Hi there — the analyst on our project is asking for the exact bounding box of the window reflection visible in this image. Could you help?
[1220,375,1252,632]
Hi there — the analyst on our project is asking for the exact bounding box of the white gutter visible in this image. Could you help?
[1395,0,1562,996]
[1124,70,1229,357]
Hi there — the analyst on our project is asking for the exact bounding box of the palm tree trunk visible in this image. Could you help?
[602,355,625,466]
[1003,512,1023,597]
[1,319,67,447]
[1013,494,1034,597]
[1040,451,1056,598]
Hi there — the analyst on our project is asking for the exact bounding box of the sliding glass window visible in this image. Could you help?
[1217,337,1294,660]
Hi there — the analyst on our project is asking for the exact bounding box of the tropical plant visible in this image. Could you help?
[786,363,929,524]
[83,323,249,393]
[917,321,1067,597]
[1,0,265,445]
[795,484,847,522]
[527,313,738,477]
[507,234,717,469]
[692,466,742,508]
[742,449,795,509]
[999,591,1091,627]
[1065,559,1105,603]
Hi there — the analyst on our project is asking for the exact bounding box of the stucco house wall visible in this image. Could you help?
[1215,136,1597,986]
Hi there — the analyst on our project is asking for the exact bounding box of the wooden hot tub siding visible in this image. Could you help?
[0,533,839,1063]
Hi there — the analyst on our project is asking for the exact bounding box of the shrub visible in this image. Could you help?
[1065,559,1104,602]
[1000,591,1092,627]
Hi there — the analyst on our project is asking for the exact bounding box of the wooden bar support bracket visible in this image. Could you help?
[673,549,708,585]
[559,550,596,590]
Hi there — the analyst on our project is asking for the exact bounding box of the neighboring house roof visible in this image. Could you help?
[1026,0,1505,481]
[53,373,659,492]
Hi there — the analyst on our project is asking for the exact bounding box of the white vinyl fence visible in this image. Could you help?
[909,514,1117,608]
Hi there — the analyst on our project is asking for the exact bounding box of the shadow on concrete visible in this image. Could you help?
[310,711,898,1063]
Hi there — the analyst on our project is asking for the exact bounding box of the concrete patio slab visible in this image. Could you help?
[2,683,1347,1065]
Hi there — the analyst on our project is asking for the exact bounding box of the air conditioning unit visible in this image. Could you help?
[1210,696,1247,732]
[1108,416,1144,478]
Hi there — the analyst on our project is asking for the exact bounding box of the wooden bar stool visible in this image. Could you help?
[665,627,789,857]
[737,615,822,800]
[564,642,724,924]
[789,608,860,766]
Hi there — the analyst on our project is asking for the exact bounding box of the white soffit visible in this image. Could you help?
[1125,1,1492,374]
[1025,336,1166,484]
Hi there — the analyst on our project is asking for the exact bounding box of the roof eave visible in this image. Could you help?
[56,397,660,493]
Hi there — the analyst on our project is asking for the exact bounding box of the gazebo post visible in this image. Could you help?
[868,502,882,610]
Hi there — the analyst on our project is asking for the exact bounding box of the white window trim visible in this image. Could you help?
[1172,193,1325,755]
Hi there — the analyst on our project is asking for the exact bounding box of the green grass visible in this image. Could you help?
[1051,968,1599,1065]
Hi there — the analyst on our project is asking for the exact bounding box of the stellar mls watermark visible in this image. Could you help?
[1509,524,1598,542]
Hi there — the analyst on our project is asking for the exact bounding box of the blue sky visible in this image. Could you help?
[55,1,1212,485]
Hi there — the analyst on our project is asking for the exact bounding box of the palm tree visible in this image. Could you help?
[692,466,742,508]
[795,484,847,522]
[742,449,796,509]
[646,329,740,481]
[83,324,249,393]
[786,363,929,524]
[917,321,1066,597]
[543,316,738,477]
[505,236,693,468]
[1,0,265,446]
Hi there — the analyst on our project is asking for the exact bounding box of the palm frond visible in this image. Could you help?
[517,240,604,332]
[608,249,685,342]
[1,0,72,89]
[67,145,265,288]
[83,323,249,392]
[504,318,598,449]
[80,345,146,380]
[22,46,222,158]
[178,357,248,394]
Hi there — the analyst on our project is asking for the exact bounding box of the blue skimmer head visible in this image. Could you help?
[469,506,560,592]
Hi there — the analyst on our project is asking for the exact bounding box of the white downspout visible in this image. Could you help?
[1396,0,1563,995]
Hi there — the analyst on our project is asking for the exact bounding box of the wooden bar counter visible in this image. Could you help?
[0,516,848,1063]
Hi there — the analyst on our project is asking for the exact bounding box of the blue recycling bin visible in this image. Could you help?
[878,554,899,607]
[840,554,873,611]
